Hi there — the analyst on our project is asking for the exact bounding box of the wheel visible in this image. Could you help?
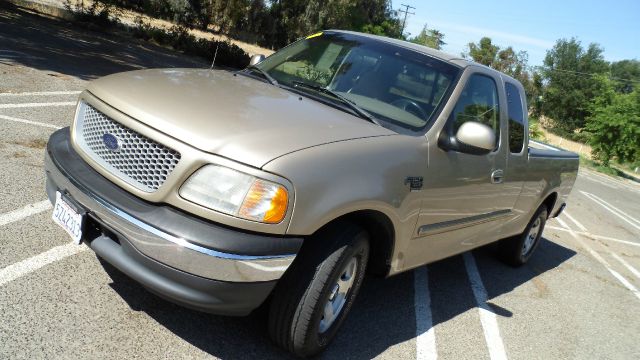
[268,222,369,357]
[390,98,428,119]
[498,206,548,267]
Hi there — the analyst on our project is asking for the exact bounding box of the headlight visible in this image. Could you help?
[179,165,289,224]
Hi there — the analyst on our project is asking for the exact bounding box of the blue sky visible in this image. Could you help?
[395,0,639,67]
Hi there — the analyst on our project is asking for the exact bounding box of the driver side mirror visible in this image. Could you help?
[438,121,496,155]
[249,54,266,66]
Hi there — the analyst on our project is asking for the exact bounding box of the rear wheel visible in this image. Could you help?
[499,206,548,267]
[268,222,369,357]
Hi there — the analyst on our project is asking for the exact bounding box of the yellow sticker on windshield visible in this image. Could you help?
[306,32,323,39]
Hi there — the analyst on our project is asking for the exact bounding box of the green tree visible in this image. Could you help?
[541,38,609,135]
[464,37,499,67]
[462,37,533,106]
[586,77,640,166]
[409,25,445,50]
[610,59,640,93]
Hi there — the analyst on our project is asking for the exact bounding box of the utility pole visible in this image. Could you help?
[398,4,416,36]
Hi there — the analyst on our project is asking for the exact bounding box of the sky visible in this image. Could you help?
[394,0,640,67]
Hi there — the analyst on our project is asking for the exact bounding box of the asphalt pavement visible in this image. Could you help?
[1,4,640,360]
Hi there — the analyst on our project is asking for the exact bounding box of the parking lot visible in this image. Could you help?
[1,4,640,360]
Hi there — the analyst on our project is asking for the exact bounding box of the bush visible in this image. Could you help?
[64,0,121,28]
[585,91,640,167]
[131,19,249,68]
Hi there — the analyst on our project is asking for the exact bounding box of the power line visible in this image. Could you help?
[398,3,416,36]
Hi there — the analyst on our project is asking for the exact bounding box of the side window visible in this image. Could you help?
[505,82,525,153]
[451,74,500,148]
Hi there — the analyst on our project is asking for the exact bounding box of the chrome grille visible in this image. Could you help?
[75,101,181,192]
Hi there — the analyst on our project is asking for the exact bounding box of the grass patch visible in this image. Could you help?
[579,155,624,177]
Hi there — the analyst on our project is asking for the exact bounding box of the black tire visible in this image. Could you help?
[268,222,369,357]
[498,206,548,267]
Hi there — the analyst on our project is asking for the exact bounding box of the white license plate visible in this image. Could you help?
[52,191,84,244]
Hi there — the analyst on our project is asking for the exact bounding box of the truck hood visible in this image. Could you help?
[86,69,395,168]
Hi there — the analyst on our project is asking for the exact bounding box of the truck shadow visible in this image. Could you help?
[0,2,205,81]
[100,237,575,359]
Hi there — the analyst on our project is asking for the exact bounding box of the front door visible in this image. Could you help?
[404,70,517,268]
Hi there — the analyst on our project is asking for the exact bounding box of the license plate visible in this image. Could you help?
[52,191,84,244]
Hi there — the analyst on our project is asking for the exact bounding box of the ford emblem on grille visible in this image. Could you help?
[102,133,121,151]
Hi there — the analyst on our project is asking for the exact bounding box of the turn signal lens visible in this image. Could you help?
[239,179,289,223]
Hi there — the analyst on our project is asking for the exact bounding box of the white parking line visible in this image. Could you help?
[610,253,640,280]
[546,225,640,248]
[0,102,76,109]
[414,266,437,360]
[0,91,81,96]
[0,114,62,130]
[557,217,640,301]
[463,252,508,360]
[0,200,52,227]
[564,210,640,281]
[0,242,87,287]
[581,191,640,231]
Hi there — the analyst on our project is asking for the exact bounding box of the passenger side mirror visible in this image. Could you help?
[438,121,496,155]
[249,54,266,66]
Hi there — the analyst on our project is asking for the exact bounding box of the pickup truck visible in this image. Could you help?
[45,30,578,357]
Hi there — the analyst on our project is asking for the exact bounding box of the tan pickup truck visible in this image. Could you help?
[45,30,578,357]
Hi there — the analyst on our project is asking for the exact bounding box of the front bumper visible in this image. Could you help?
[45,128,301,315]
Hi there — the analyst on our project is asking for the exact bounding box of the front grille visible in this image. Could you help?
[75,101,181,192]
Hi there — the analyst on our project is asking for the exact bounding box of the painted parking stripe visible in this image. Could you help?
[463,252,508,360]
[0,200,52,227]
[0,102,76,109]
[0,242,87,287]
[0,114,62,130]
[546,225,640,248]
[581,191,640,230]
[557,217,640,301]
[0,91,81,96]
[564,211,640,281]
[610,253,640,280]
[414,266,437,360]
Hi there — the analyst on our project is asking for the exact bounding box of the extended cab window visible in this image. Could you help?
[505,82,525,153]
[451,74,500,148]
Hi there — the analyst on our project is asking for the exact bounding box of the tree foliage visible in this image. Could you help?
[540,38,609,135]
[107,0,403,48]
[409,25,445,50]
[462,37,534,107]
[610,59,640,94]
[585,77,640,166]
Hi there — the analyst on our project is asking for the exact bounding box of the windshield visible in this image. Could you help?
[255,31,460,132]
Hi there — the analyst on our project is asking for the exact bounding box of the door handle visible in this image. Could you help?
[491,169,504,184]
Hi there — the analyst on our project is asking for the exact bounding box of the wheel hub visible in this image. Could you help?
[319,257,358,334]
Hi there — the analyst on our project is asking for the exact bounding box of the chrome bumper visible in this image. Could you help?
[45,130,297,283]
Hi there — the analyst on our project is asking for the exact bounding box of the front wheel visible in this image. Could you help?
[268,222,369,357]
[498,206,548,267]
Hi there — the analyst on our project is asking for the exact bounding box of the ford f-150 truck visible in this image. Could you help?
[45,30,578,357]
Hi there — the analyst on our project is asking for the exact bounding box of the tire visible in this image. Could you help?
[498,206,548,267]
[268,222,369,357]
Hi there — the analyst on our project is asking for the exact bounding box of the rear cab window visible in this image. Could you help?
[505,82,525,154]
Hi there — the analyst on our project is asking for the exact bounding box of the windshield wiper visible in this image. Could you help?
[245,66,279,86]
[291,81,381,126]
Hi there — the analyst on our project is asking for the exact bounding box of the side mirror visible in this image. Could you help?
[438,121,496,155]
[249,54,266,66]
